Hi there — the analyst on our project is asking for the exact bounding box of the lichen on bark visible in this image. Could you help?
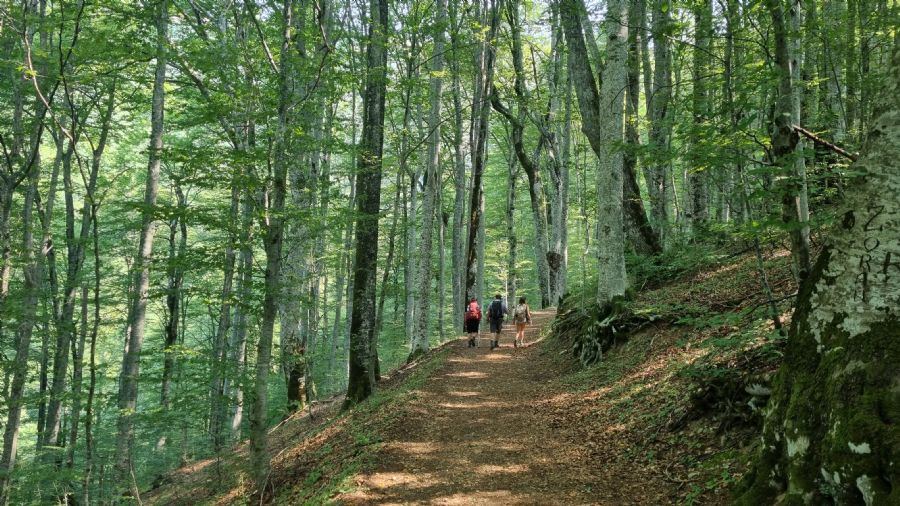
[736,37,900,506]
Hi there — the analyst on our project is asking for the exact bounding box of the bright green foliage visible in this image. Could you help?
[0,0,896,501]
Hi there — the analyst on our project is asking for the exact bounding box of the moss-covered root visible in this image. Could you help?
[735,319,900,505]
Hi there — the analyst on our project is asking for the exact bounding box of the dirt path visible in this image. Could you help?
[338,309,610,505]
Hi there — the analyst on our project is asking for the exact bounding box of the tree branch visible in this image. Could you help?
[792,124,859,161]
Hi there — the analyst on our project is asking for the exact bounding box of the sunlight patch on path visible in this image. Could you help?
[447,390,481,397]
[437,400,509,409]
[444,371,488,378]
[474,463,530,475]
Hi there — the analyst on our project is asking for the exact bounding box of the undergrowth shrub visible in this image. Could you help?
[627,240,733,289]
[673,319,787,432]
[553,296,659,366]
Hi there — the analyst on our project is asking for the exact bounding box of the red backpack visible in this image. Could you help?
[465,301,481,321]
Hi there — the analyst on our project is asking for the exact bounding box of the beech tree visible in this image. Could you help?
[114,0,169,490]
[737,34,900,506]
[559,0,628,303]
[346,0,389,405]
[0,0,893,501]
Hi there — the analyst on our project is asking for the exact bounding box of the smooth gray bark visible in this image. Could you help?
[686,0,712,230]
[450,0,467,324]
[411,0,448,357]
[113,0,168,489]
[560,0,628,302]
[249,0,297,492]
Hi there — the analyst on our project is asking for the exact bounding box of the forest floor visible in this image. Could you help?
[334,309,616,505]
[146,248,796,505]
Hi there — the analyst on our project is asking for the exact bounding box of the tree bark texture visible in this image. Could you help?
[411,0,448,358]
[560,0,628,303]
[346,0,388,406]
[113,0,168,489]
[737,37,900,505]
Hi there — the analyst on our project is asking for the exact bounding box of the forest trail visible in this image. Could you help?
[337,309,604,505]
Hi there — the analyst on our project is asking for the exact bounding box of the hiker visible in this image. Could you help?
[512,296,532,348]
[464,297,482,347]
[487,294,508,350]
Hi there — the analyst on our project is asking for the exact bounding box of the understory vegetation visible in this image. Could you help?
[0,0,896,501]
[549,245,798,504]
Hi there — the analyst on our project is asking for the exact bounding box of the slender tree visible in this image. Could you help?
[113,0,169,490]
[346,0,389,405]
[411,0,449,358]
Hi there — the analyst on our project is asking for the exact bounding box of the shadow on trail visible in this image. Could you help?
[338,309,615,505]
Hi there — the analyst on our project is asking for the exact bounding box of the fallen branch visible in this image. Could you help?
[792,124,859,161]
[744,291,798,319]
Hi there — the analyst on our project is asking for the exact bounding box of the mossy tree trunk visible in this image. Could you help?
[737,37,900,506]
[346,0,389,406]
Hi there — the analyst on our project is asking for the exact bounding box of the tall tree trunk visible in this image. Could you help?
[437,196,447,340]
[330,110,358,387]
[506,142,519,304]
[0,105,44,506]
[345,0,388,406]
[803,0,820,133]
[623,0,662,256]
[824,0,847,142]
[35,132,63,454]
[450,0,467,328]
[158,186,187,449]
[845,0,858,135]
[560,0,629,303]
[646,0,673,246]
[66,285,88,470]
[596,0,629,300]
[82,204,101,504]
[402,114,421,350]
[249,0,298,493]
[377,171,403,334]
[736,36,900,505]
[789,0,812,279]
[209,181,239,448]
[545,3,569,305]
[279,0,332,417]
[113,0,168,490]
[465,0,500,307]
[226,190,254,444]
[686,0,712,231]
[768,0,812,282]
[410,0,447,357]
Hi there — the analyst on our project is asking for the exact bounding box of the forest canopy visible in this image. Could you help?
[0,0,896,503]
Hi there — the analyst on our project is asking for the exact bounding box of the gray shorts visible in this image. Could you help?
[489,318,503,333]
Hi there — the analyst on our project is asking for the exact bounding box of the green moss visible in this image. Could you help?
[737,246,900,504]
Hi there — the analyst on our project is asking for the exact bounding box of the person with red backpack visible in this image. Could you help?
[464,297,482,347]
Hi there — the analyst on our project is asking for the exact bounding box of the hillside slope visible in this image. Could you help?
[147,249,795,505]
